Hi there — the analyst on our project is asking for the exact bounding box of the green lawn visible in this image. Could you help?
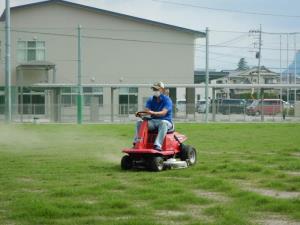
[0,124,300,225]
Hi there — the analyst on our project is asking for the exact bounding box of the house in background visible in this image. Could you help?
[214,66,280,99]
[0,0,205,122]
[193,70,229,100]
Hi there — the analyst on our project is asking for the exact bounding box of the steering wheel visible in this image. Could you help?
[135,111,152,119]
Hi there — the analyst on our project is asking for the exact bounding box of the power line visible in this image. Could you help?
[4,28,299,52]
[7,26,300,35]
[151,0,300,18]
[213,33,248,46]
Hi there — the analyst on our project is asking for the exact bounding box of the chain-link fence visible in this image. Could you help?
[1,100,299,123]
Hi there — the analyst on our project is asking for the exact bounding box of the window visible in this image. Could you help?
[18,88,45,114]
[61,87,103,107]
[119,87,138,114]
[83,87,103,107]
[61,87,78,106]
[17,40,45,62]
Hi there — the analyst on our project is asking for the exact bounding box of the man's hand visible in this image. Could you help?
[135,112,141,117]
[148,110,155,116]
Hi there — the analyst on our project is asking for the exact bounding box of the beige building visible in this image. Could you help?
[0,0,204,121]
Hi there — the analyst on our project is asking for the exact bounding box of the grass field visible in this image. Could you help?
[0,123,300,225]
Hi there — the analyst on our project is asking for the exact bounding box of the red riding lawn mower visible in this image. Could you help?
[121,111,197,172]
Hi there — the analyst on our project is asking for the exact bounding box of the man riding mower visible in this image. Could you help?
[121,82,197,171]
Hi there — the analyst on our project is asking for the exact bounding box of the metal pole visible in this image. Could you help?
[212,88,216,121]
[111,88,114,122]
[280,35,283,113]
[77,25,83,124]
[5,0,12,122]
[205,27,209,123]
[287,34,290,103]
[294,34,297,102]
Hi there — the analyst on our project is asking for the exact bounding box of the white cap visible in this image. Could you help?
[151,81,165,89]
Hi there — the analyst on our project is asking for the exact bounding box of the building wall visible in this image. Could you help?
[0,2,197,86]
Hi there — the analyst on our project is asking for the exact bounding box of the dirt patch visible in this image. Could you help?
[256,215,300,225]
[156,210,186,217]
[193,189,230,202]
[157,205,214,225]
[17,177,34,183]
[163,176,190,180]
[290,152,300,157]
[249,188,300,199]
[285,171,300,176]
[186,204,214,223]
[239,182,300,199]
[83,199,98,205]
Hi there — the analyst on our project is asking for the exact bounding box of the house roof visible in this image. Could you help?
[228,66,279,78]
[0,0,205,38]
[194,70,229,83]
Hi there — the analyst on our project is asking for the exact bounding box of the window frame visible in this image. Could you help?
[17,40,46,62]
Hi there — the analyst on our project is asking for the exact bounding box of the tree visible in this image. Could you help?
[237,58,249,70]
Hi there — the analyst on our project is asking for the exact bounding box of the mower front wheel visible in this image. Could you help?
[180,145,197,166]
[148,156,164,172]
[121,155,133,170]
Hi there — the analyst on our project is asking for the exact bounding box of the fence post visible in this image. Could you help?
[77,25,83,124]
[205,27,209,123]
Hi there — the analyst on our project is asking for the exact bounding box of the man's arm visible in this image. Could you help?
[147,108,168,117]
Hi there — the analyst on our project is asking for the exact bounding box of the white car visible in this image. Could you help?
[197,100,210,113]
[176,99,186,112]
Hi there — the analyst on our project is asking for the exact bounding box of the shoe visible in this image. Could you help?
[154,145,162,151]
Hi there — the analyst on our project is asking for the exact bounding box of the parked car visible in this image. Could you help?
[245,99,255,107]
[176,99,186,112]
[218,99,246,114]
[196,100,210,113]
[246,99,290,116]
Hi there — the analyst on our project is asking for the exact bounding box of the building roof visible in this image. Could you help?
[0,0,205,38]
[17,61,56,70]
[194,70,229,83]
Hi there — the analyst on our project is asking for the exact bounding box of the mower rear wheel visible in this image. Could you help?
[121,155,133,170]
[180,145,197,166]
[149,156,164,172]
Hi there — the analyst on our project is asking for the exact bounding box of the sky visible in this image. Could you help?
[1,0,300,71]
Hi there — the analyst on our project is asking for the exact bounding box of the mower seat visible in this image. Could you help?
[167,125,175,134]
[149,123,175,134]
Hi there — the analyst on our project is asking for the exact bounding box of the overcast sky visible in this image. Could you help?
[1,0,300,71]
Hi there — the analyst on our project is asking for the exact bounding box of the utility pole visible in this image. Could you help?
[250,25,263,120]
[256,25,264,121]
[205,27,209,123]
[249,25,262,95]
[257,24,262,88]
[5,0,12,122]
[77,25,83,124]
